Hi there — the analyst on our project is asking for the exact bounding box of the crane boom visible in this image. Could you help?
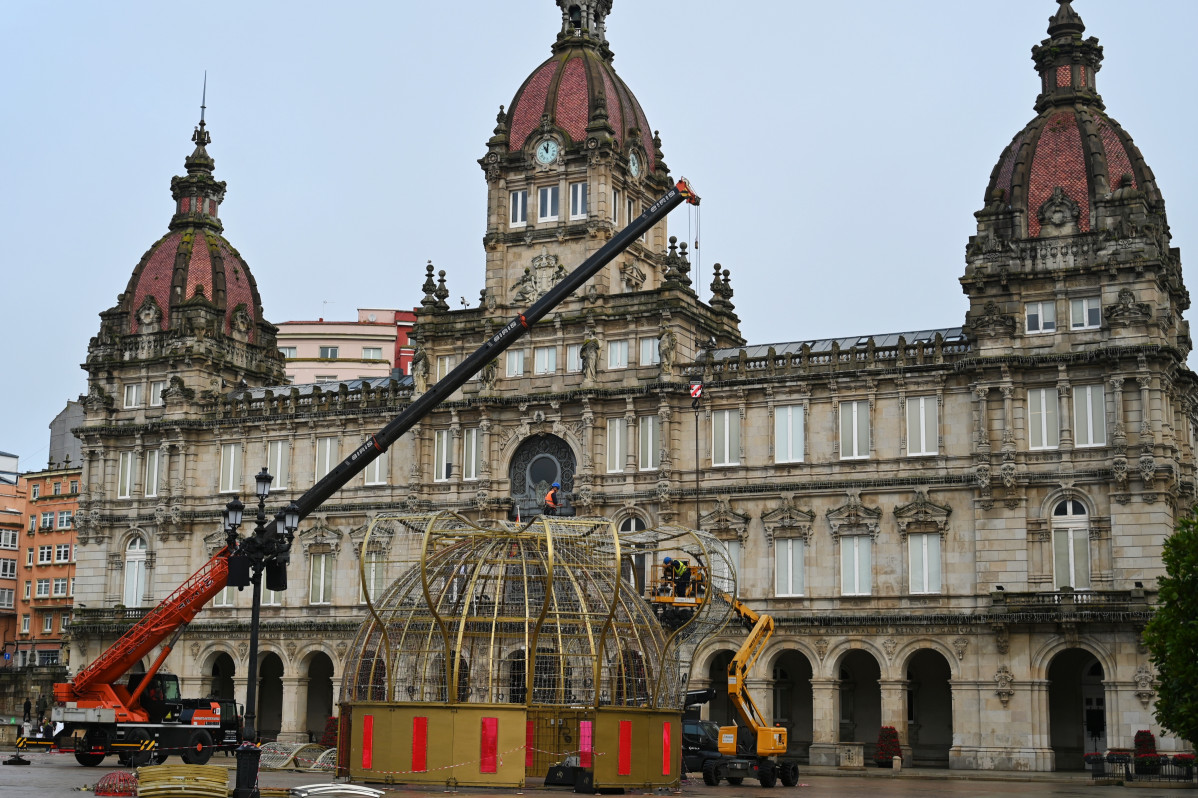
[61,178,699,708]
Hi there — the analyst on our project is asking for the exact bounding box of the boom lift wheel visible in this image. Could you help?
[779,761,800,786]
[757,761,777,788]
[702,759,720,786]
[726,777,744,785]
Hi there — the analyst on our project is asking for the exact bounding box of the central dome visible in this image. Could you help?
[503,0,657,173]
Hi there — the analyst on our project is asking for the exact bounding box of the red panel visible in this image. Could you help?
[618,720,632,776]
[362,715,374,770]
[555,57,589,143]
[1056,65,1071,87]
[580,721,593,768]
[510,60,558,151]
[187,232,214,302]
[412,716,428,772]
[602,69,623,146]
[661,722,671,775]
[129,231,182,333]
[480,717,498,773]
[1028,111,1090,236]
[526,720,535,768]
[1097,115,1137,190]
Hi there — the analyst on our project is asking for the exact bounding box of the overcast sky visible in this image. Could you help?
[3,0,1197,470]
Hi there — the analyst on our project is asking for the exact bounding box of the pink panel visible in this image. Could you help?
[1097,115,1137,190]
[602,70,623,146]
[130,232,182,333]
[526,720,535,768]
[480,717,498,773]
[220,242,256,342]
[554,57,589,143]
[186,234,214,301]
[661,722,671,775]
[362,714,374,769]
[1056,65,1071,87]
[510,60,558,150]
[580,721,593,768]
[1028,111,1090,236]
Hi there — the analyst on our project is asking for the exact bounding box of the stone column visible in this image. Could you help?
[232,676,249,715]
[1056,367,1073,450]
[624,401,636,473]
[808,677,840,766]
[278,676,309,743]
[879,679,910,764]
[973,386,991,454]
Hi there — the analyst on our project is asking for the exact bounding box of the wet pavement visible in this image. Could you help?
[0,754,1191,798]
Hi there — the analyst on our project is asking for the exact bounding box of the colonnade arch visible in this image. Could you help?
[1047,648,1105,771]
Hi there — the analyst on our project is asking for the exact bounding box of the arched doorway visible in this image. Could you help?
[771,649,814,762]
[838,650,882,759]
[257,653,284,742]
[1048,649,1104,770]
[508,434,577,518]
[305,652,335,741]
[706,651,736,725]
[906,649,953,767]
[209,652,235,699]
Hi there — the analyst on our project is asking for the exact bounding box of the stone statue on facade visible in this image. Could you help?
[580,337,600,383]
[411,343,429,394]
[659,329,677,376]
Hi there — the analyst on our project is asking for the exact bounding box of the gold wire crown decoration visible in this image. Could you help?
[342,512,736,709]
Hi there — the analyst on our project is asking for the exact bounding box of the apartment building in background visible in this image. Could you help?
[275,308,416,385]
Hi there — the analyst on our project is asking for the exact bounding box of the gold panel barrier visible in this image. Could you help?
[347,702,527,787]
[592,707,683,789]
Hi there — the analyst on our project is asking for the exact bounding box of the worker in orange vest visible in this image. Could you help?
[544,482,561,516]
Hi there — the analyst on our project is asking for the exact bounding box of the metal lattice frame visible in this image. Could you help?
[342,513,735,710]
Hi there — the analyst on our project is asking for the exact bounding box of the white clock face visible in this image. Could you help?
[629,151,641,177]
[536,139,559,164]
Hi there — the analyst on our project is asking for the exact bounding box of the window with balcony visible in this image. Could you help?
[124,536,147,607]
[1052,500,1091,590]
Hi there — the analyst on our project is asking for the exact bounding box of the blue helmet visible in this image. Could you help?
[552,482,561,488]
[663,556,673,565]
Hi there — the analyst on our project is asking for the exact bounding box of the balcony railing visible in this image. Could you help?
[72,606,152,624]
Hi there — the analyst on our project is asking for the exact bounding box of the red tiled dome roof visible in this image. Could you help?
[505,43,656,172]
[982,1,1163,238]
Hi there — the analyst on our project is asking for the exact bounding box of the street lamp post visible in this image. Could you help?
[223,468,299,798]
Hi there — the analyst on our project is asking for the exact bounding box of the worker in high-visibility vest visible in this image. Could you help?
[663,556,690,597]
[544,482,561,516]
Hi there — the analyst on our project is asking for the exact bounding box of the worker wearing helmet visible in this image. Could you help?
[544,482,561,516]
[663,556,690,597]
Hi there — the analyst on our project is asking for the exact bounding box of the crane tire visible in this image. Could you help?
[74,752,105,767]
[181,729,214,765]
[126,729,152,768]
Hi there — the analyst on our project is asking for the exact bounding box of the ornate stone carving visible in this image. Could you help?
[993,623,1009,655]
[882,637,898,661]
[700,497,750,543]
[297,516,343,556]
[237,641,249,660]
[1000,461,1017,489]
[892,489,951,538]
[952,637,968,661]
[349,519,396,558]
[967,300,1016,338]
[1105,288,1152,327]
[826,489,882,539]
[618,262,646,292]
[1112,456,1129,485]
[994,665,1015,707]
[284,641,298,661]
[975,463,991,490]
[190,642,201,658]
[1038,186,1081,236]
[1139,453,1156,485]
[335,640,349,661]
[137,295,163,333]
[512,247,568,304]
[1133,664,1156,708]
[760,496,815,547]
[815,639,828,661]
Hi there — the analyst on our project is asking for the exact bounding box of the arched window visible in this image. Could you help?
[1051,500,1090,590]
[124,536,148,607]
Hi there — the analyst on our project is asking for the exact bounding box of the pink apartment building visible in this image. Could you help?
[275,308,416,385]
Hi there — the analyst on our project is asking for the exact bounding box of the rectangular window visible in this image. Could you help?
[362,347,383,360]
[639,338,659,366]
[775,539,805,596]
[261,588,281,607]
[721,539,743,584]
[463,428,481,481]
[534,346,557,375]
[607,418,626,473]
[1026,301,1057,333]
[712,409,741,466]
[436,355,454,381]
[840,536,872,596]
[319,346,339,359]
[267,440,290,489]
[908,533,942,594]
[360,551,385,604]
[42,614,52,633]
[1028,388,1060,450]
[608,340,629,369]
[570,181,588,220]
[52,577,68,597]
[0,589,12,609]
[506,349,524,377]
[57,511,72,529]
[124,383,144,408]
[639,416,660,471]
[23,581,31,600]
[626,198,635,229]
[40,512,53,530]
[839,400,870,459]
[309,553,333,604]
[219,443,241,493]
[149,379,166,407]
[434,429,452,482]
[0,530,15,549]
[315,437,339,481]
[566,344,582,373]
[364,449,388,486]
[538,185,560,222]
[55,544,70,563]
[118,451,134,498]
[52,482,61,496]
[612,189,620,225]
[0,559,14,579]
[510,189,528,227]
[70,480,78,493]
[38,546,52,564]
[212,585,235,607]
[314,375,337,383]
[31,484,40,500]
[1074,384,1107,447]
[278,346,297,358]
[775,405,804,463]
[1053,528,1091,589]
[144,449,159,497]
[1071,297,1101,330]
[20,615,29,633]
[907,395,939,456]
[26,549,33,566]
[35,579,50,598]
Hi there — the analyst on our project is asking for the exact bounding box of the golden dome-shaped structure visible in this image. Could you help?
[338,512,735,788]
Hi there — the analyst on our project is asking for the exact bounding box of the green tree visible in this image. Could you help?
[1142,511,1198,744]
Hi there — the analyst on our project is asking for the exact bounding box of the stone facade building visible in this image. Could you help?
[69,0,1194,768]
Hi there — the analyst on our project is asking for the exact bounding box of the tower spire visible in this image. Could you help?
[193,71,211,150]
[1031,0,1104,113]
